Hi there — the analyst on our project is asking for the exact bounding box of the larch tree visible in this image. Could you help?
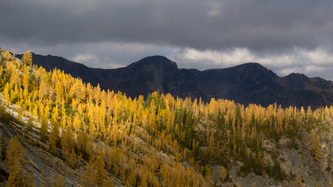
[314,134,323,161]
[69,147,79,168]
[295,176,304,187]
[221,167,227,182]
[40,112,49,142]
[82,155,108,187]
[61,127,75,162]
[53,175,65,187]
[308,129,323,161]
[3,83,11,106]
[6,136,33,187]
[22,51,33,67]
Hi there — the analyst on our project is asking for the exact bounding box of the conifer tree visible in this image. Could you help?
[47,121,60,155]
[61,127,75,163]
[295,176,304,187]
[308,129,323,161]
[3,83,11,106]
[82,155,108,187]
[22,51,33,67]
[40,113,48,142]
[221,167,227,182]
[53,175,65,187]
[6,136,33,187]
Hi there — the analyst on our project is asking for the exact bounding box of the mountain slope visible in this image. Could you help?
[16,53,102,87]
[17,53,333,108]
[2,49,333,186]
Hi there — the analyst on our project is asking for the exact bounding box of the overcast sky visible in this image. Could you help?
[1,0,333,80]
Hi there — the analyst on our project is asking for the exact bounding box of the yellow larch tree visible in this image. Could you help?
[22,50,33,67]
[6,136,33,187]
[221,167,227,182]
[82,155,108,187]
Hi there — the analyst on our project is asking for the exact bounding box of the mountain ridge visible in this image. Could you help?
[16,53,333,108]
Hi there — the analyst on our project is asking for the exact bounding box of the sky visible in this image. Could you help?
[1,0,333,80]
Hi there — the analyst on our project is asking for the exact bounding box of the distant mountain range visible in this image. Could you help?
[16,53,333,108]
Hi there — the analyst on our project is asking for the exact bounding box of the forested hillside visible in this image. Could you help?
[0,49,333,186]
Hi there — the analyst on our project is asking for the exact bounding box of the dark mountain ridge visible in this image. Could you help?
[16,53,333,108]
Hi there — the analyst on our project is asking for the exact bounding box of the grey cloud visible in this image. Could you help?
[1,0,333,81]
[2,0,333,50]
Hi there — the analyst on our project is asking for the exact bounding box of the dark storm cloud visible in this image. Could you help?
[1,0,333,51]
[1,0,333,80]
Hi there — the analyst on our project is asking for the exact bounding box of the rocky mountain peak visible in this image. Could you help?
[128,55,178,70]
[234,62,278,78]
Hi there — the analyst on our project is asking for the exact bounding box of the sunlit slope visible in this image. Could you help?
[0,49,333,186]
